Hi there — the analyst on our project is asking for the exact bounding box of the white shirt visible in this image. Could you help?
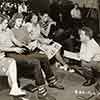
[80,38,100,62]
[71,8,81,19]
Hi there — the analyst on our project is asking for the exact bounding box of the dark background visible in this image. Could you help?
[30,0,49,11]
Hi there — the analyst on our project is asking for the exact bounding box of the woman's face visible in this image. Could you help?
[2,19,8,30]
[15,18,23,28]
[31,15,38,24]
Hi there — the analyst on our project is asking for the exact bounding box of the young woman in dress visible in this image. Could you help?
[25,13,69,71]
[0,14,26,96]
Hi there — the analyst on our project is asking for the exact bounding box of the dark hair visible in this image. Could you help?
[11,13,23,23]
[31,13,39,21]
[0,14,9,24]
[79,26,93,39]
[40,10,48,16]
[74,3,79,7]
[9,13,23,28]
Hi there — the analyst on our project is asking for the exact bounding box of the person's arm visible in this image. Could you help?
[46,21,56,35]
[41,21,56,37]
[70,9,74,18]
[0,47,16,52]
[10,30,26,47]
[0,46,25,54]
[30,33,52,45]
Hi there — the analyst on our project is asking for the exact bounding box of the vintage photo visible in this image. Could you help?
[0,0,99,100]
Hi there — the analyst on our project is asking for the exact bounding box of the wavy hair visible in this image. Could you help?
[0,14,9,24]
[9,13,23,28]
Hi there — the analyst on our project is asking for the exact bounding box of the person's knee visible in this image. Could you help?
[27,58,39,64]
[27,59,41,69]
[8,58,16,68]
[7,58,16,75]
[9,58,16,63]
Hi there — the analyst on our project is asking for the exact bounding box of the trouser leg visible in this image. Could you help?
[81,61,96,80]
[6,53,45,86]
[6,53,56,99]
[31,53,57,84]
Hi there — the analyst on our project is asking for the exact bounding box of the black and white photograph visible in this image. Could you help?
[0,0,99,100]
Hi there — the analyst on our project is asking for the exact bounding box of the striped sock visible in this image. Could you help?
[48,76,57,85]
[38,85,47,97]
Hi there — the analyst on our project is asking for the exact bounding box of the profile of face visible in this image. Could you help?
[42,13,49,22]
[31,14,38,24]
[1,19,8,30]
[79,30,89,42]
[15,18,23,28]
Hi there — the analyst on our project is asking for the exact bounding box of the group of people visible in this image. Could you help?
[0,1,100,100]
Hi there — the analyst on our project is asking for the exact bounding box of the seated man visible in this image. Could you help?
[39,12,56,38]
[64,26,100,86]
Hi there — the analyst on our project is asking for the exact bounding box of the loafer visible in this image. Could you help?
[49,82,64,90]
[22,84,38,93]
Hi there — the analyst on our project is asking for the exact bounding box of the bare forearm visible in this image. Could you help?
[0,47,15,52]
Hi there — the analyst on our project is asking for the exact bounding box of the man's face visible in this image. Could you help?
[79,30,88,42]
[42,14,49,22]
[15,18,23,28]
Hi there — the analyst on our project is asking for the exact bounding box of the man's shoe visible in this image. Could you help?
[38,94,56,100]
[22,84,38,93]
[82,79,96,86]
[49,82,64,90]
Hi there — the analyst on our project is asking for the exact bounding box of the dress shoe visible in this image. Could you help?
[49,82,64,90]
[82,79,96,86]
[38,94,56,100]
[22,84,37,93]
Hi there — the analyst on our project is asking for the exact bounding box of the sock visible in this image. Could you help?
[38,85,47,97]
[48,76,57,85]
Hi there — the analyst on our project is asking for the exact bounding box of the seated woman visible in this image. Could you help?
[0,14,26,96]
[25,13,71,71]
[6,13,64,100]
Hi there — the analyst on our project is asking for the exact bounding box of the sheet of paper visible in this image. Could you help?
[64,50,80,61]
